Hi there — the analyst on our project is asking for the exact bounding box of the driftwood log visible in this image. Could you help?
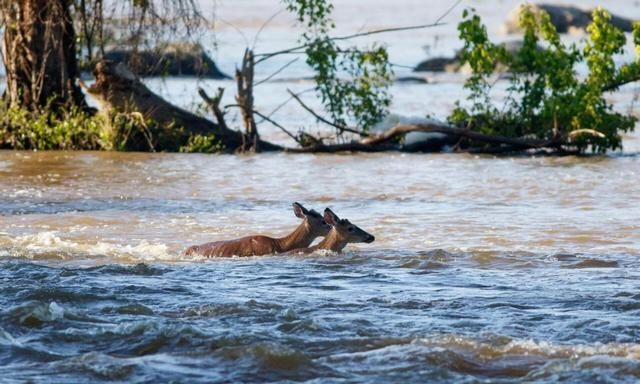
[84,60,280,152]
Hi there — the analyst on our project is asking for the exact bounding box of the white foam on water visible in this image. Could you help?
[0,231,204,263]
[20,301,67,323]
[47,302,65,321]
[0,327,23,347]
[415,335,640,361]
[56,351,137,380]
[311,249,338,257]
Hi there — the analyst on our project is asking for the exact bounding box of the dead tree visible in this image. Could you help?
[235,49,260,152]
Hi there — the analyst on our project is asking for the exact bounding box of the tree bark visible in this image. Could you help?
[1,0,85,110]
[235,49,259,152]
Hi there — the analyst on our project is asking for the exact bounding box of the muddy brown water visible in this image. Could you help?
[2,0,640,381]
[1,150,639,382]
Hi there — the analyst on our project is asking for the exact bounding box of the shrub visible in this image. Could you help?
[0,103,110,150]
[450,6,639,153]
[179,133,224,153]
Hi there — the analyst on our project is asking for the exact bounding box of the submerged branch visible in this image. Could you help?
[286,121,566,154]
[361,123,557,149]
[285,140,399,153]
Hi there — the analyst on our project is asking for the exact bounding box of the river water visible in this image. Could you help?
[2,0,640,382]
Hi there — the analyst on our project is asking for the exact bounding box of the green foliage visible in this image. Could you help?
[0,103,225,153]
[106,112,157,151]
[0,103,110,150]
[179,133,224,153]
[450,6,639,153]
[284,0,393,131]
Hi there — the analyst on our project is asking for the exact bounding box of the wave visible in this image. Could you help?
[0,326,22,347]
[52,352,137,380]
[412,335,640,360]
[318,334,640,379]
[5,301,66,327]
[0,231,201,262]
[1,231,634,269]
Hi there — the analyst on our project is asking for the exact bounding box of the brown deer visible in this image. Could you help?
[184,202,330,257]
[288,208,375,254]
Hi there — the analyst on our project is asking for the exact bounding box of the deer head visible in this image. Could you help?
[323,207,375,245]
[293,202,331,237]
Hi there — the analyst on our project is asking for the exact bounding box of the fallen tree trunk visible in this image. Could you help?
[286,122,564,154]
[286,141,400,153]
[85,60,280,152]
[362,123,556,149]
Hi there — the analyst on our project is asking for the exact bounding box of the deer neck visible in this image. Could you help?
[277,221,314,251]
[316,228,348,252]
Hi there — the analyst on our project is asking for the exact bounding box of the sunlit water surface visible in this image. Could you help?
[1,151,639,383]
[2,0,640,382]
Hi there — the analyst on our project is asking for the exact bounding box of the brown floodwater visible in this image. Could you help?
[1,149,639,382]
[2,0,640,381]
[1,151,638,259]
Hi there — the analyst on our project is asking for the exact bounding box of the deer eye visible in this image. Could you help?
[348,227,355,232]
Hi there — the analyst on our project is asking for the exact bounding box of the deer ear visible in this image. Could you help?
[323,208,339,226]
[292,202,307,218]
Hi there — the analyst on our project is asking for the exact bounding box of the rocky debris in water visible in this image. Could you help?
[372,114,460,152]
[414,56,462,73]
[504,3,636,34]
[394,76,429,84]
[102,43,230,79]
[414,41,536,73]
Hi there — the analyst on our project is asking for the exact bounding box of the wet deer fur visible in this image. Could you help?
[184,202,330,257]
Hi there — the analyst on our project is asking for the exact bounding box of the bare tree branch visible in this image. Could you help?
[224,103,303,146]
[198,87,228,130]
[255,0,462,65]
[252,9,285,50]
[287,89,369,136]
[251,110,304,146]
[255,21,447,64]
[254,57,299,86]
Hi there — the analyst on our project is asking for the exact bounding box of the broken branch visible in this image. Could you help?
[198,87,228,130]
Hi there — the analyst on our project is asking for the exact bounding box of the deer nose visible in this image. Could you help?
[365,235,375,243]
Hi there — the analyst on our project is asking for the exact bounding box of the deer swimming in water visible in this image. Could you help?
[288,208,375,254]
[184,202,331,257]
